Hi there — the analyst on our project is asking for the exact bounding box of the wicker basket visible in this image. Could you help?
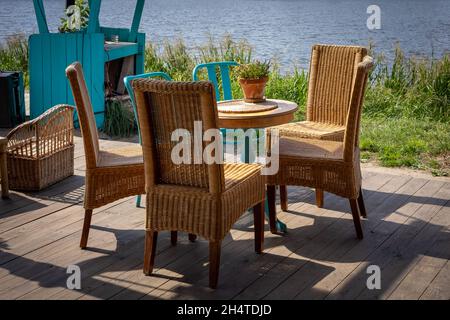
[6,105,75,191]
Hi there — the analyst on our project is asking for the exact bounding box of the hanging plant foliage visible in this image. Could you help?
[59,0,90,33]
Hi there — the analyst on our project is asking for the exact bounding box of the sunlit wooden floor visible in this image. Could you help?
[0,133,449,300]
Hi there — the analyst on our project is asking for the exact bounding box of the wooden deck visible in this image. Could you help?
[0,133,449,300]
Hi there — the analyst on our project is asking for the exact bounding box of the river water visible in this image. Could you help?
[1,0,449,69]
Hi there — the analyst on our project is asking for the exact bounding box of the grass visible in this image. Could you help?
[1,34,448,175]
[360,118,449,176]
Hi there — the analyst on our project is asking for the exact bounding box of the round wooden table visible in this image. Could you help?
[218,99,298,129]
[217,99,298,233]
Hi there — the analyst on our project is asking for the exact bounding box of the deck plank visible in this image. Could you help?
[324,180,447,300]
[300,180,447,300]
[419,260,450,300]
[356,185,450,300]
[0,136,449,300]
[261,174,422,300]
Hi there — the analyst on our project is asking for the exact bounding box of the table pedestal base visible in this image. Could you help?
[241,131,286,234]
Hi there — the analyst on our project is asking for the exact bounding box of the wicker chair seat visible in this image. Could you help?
[223,163,262,189]
[146,162,264,241]
[278,137,344,160]
[98,145,143,167]
[275,121,345,141]
[268,137,361,199]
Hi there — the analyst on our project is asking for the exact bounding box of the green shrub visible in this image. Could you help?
[197,34,252,65]
[266,68,308,120]
[103,99,136,137]
[0,34,29,86]
[365,44,449,121]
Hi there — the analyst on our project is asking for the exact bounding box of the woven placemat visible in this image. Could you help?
[218,99,278,113]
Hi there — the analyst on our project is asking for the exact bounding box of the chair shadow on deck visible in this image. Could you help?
[27,174,85,204]
[0,231,336,299]
[0,175,85,227]
[0,183,448,299]
[0,193,46,219]
[227,185,449,299]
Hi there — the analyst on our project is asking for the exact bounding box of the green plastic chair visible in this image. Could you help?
[192,61,238,101]
[192,61,240,149]
[124,71,172,208]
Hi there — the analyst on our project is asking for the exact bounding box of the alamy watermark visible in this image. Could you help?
[367,5,381,30]
[66,264,81,290]
[366,264,381,290]
[170,122,280,175]
[65,5,82,31]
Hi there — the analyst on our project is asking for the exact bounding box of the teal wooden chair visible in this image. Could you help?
[192,61,239,147]
[124,72,172,208]
[192,61,238,101]
[193,61,266,163]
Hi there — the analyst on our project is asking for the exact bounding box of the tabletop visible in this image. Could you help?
[217,99,298,129]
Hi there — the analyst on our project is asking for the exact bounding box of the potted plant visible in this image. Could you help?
[236,60,270,103]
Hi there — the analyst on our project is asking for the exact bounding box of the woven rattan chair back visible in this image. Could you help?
[132,79,225,193]
[307,44,368,126]
[342,55,374,162]
[66,62,100,169]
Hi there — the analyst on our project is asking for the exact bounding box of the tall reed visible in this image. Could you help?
[0,34,29,86]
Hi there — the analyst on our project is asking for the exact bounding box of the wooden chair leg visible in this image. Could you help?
[267,185,277,234]
[253,201,264,254]
[188,234,197,242]
[357,188,367,218]
[316,188,324,208]
[170,231,177,246]
[143,230,158,275]
[349,199,363,239]
[209,241,222,289]
[280,185,288,211]
[0,145,9,199]
[80,209,93,249]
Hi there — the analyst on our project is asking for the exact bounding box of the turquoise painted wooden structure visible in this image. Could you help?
[29,0,146,127]
[124,71,172,208]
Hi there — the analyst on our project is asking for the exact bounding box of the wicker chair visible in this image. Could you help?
[275,44,368,209]
[267,55,374,239]
[66,62,145,249]
[132,78,266,288]
[124,71,197,244]
[6,105,74,191]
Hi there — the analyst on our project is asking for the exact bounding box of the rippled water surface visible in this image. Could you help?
[1,0,449,69]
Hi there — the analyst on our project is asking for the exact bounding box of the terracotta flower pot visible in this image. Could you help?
[239,77,268,103]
